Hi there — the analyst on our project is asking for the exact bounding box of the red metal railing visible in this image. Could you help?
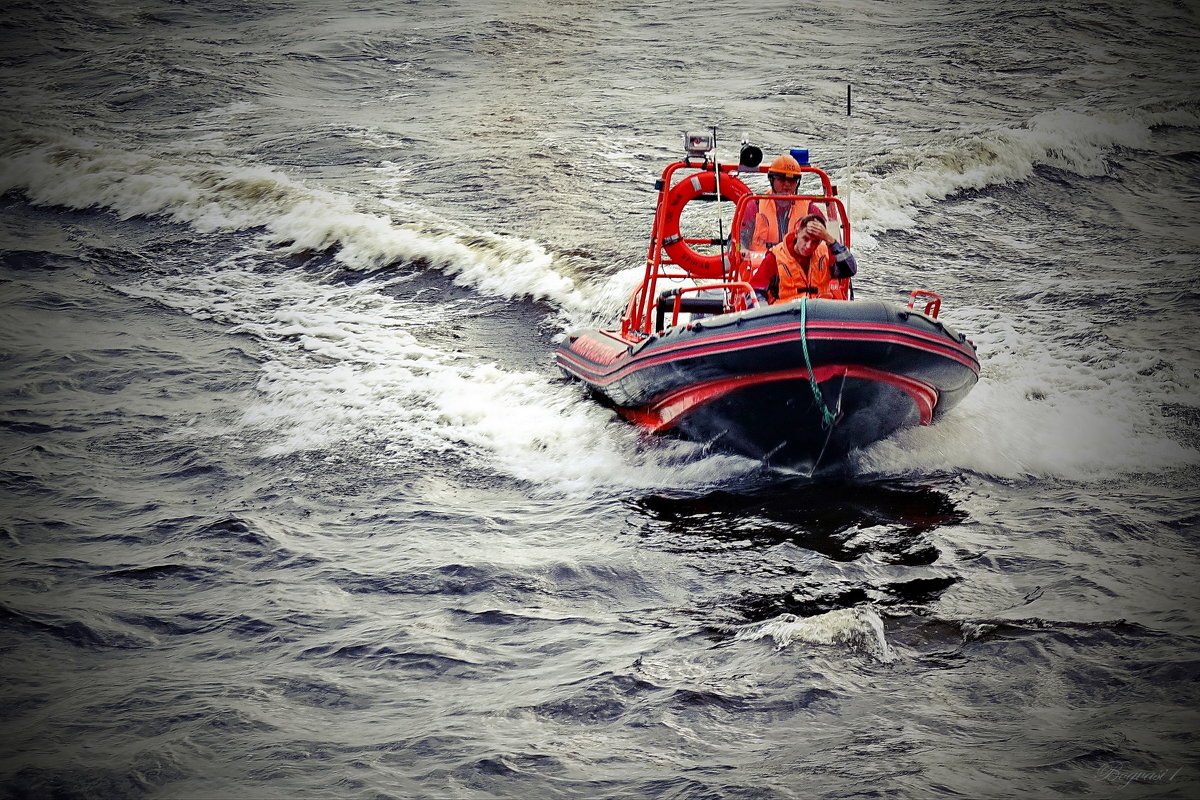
[623,159,850,337]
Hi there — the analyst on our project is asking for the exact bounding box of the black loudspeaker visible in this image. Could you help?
[739,144,763,169]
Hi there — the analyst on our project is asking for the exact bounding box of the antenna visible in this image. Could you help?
[845,84,852,220]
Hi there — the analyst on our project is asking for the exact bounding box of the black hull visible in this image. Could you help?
[668,375,924,468]
[556,299,980,473]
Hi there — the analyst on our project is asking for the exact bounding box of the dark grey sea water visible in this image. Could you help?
[2,1,1199,798]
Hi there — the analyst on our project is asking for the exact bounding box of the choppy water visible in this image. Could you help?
[2,1,1199,798]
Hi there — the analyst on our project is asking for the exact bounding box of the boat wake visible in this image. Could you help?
[838,104,1200,243]
[3,103,1197,493]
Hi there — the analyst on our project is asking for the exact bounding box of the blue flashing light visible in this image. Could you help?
[790,148,809,166]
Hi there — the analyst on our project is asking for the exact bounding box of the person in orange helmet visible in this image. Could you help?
[738,153,821,253]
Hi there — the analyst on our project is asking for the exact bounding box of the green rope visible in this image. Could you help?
[800,296,838,429]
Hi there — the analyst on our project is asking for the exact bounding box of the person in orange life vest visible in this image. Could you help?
[751,214,853,302]
[738,153,824,252]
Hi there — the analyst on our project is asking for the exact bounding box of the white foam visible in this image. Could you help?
[839,106,1186,242]
[121,256,761,495]
[0,132,588,312]
[855,300,1200,481]
[735,607,895,662]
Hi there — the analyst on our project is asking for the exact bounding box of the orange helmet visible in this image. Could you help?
[767,154,802,179]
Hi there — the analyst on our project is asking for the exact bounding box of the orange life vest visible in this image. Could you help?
[769,235,836,302]
[749,196,808,253]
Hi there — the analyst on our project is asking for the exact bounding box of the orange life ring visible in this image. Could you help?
[659,170,751,279]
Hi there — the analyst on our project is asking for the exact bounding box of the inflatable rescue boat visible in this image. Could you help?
[555,133,980,474]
